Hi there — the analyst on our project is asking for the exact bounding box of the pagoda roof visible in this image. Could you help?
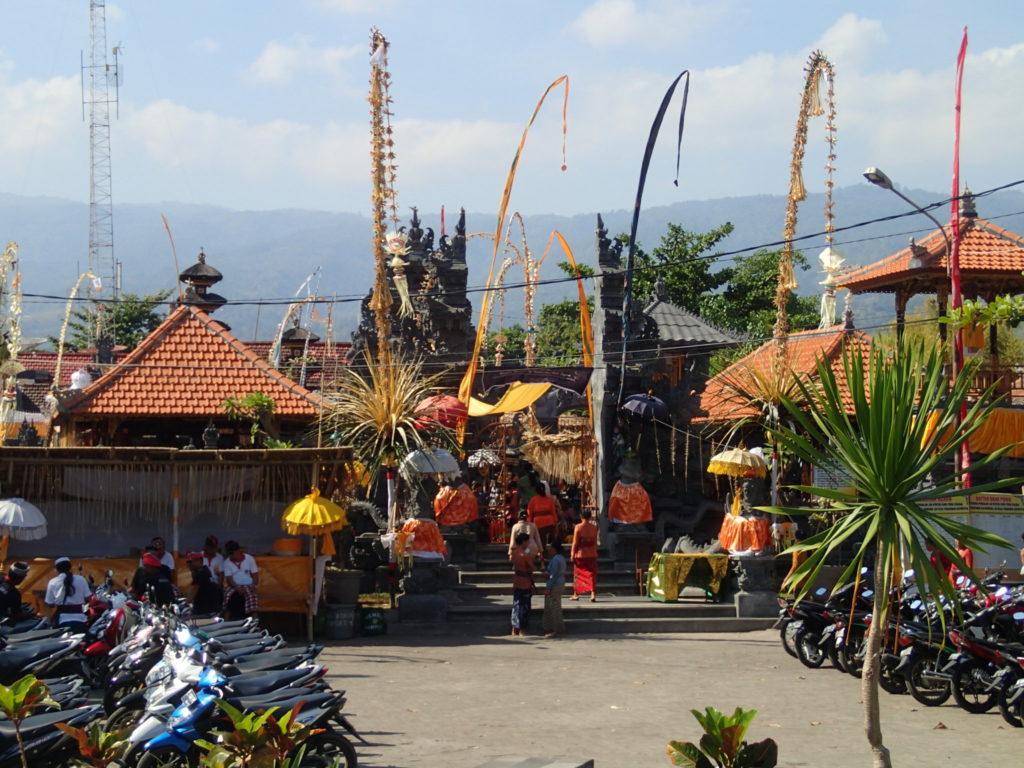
[840,213,1024,298]
[58,305,324,418]
[697,325,872,422]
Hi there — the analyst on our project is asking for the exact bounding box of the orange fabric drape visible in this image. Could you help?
[718,515,771,553]
[400,518,448,556]
[608,481,653,524]
[434,485,479,527]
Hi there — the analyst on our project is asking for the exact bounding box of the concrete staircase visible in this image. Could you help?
[445,544,774,635]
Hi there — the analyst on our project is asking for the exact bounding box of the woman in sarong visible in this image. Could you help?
[570,508,598,602]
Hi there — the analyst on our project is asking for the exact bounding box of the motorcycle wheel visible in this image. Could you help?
[827,638,847,672]
[951,665,998,714]
[879,659,908,695]
[105,705,145,732]
[80,655,107,689]
[997,681,1024,728]
[795,630,826,669]
[300,732,358,768]
[906,655,951,707]
[137,746,195,768]
[840,632,865,678]
[780,620,801,659]
[103,680,142,716]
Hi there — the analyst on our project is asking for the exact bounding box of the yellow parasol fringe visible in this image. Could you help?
[281,488,349,536]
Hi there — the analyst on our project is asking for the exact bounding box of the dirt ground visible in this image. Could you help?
[321,628,1022,768]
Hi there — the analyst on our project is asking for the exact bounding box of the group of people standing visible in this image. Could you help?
[507,507,599,637]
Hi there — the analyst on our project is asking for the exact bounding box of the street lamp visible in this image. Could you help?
[862,167,952,255]
[864,166,969,485]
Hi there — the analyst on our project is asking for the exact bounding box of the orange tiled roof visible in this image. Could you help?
[697,325,872,422]
[840,216,1024,294]
[59,306,324,417]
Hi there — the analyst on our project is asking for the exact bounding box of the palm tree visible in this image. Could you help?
[767,339,1017,768]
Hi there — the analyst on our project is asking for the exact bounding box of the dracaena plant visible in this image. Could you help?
[666,706,777,768]
[0,675,60,768]
[53,722,131,768]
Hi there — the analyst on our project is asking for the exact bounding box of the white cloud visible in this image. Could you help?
[191,38,221,54]
[245,36,362,84]
[813,13,887,68]
[105,3,125,23]
[312,0,399,13]
[0,75,80,152]
[569,0,728,48]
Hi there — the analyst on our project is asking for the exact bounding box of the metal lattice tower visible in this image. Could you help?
[82,0,120,300]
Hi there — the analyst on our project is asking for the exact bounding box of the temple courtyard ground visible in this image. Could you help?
[323,628,1020,768]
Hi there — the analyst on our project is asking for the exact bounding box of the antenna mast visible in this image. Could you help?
[82,0,120,302]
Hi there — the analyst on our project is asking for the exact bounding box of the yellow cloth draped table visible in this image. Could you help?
[608,481,652,524]
[646,552,730,602]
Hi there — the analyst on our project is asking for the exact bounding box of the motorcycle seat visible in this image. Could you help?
[0,706,100,741]
[0,639,74,680]
[223,667,313,697]
[228,690,336,713]
[220,654,311,676]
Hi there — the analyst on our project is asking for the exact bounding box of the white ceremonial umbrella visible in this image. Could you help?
[0,497,48,540]
[401,448,460,475]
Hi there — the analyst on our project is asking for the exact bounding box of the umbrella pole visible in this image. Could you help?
[171,467,180,558]
[308,535,316,643]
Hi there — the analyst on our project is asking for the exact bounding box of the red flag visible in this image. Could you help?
[951,27,969,485]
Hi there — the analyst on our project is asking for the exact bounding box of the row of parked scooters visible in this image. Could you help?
[0,571,360,766]
[777,568,1024,727]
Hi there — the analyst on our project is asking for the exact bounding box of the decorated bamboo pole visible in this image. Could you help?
[368,28,398,368]
[770,51,836,505]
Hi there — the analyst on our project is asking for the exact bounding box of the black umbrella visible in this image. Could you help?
[621,393,669,421]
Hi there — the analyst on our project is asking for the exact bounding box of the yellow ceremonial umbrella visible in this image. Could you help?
[282,488,348,537]
[281,488,349,641]
[706,447,768,479]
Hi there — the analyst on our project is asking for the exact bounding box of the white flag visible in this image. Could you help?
[369,44,385,67]
[92,277,103,291]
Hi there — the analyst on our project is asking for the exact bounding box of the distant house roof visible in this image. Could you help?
[840,202,1024,297]
[697,325,872,422]
[58,305,325,418]
[643,297,742,347]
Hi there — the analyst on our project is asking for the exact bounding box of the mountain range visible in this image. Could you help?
[2,183,1022,345]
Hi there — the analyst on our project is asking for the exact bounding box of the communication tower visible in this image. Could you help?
[81,0,121,300]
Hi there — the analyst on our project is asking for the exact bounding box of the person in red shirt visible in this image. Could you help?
[527,482,558,548]
[925,539,952,582]
[509,532,536,636]
[949,538,975,587]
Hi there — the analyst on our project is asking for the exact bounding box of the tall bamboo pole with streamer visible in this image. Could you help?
[368,29,399,369]
[770,51,836,504]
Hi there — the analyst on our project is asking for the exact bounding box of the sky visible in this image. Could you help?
[0,1,1022,218]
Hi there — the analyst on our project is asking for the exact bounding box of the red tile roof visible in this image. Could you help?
[698,326,873,422]
[840,216,1024,294]
[58,306,325,417]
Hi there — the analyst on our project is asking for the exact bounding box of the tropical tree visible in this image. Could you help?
[54,290,172,352]
[766,339,1017,767]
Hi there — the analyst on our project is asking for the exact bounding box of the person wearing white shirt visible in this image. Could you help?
[222,540,259,617]
[139,536,175,571]
[44,557,92,626]
[202,535,225,583]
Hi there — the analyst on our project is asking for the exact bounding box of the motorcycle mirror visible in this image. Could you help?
[860,566,869,574]
[1014,612,1024,621]
[955,575,966,587]
[814,587,827,596]
[997,586,1009,597]
[903,569,915,579]
[863,590,874,598]
[910,600,922,609]
[105,569,114,578]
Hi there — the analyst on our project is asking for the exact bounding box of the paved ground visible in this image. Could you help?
[322,628,1022,768]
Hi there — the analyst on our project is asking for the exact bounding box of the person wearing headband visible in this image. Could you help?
[44,557,91,626]
[0,561,30,622]
[130,551,175,606]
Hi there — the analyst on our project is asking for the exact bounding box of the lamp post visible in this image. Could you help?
[864,166,968,485]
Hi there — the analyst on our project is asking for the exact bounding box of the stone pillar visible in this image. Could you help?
[590,214,624,544]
